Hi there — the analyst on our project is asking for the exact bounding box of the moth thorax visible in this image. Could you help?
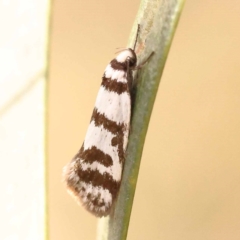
[116,48,137,68]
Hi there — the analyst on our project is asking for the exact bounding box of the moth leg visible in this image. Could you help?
[130,51,154,87]
[133,52,154,70]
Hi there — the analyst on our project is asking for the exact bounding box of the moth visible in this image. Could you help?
[63,25,153,217]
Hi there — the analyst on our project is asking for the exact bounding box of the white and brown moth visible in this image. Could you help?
[63,26,153,217]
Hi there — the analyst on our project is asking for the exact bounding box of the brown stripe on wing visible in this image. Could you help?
[77,167,120,199]
[107,58,134,92]
[110,58,127,71]
[90,108,126,164]
[91,108,125,134]
[77,145,113,167]
[102,77,128,94]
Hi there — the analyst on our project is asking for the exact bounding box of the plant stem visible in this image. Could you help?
[97,0,185,239]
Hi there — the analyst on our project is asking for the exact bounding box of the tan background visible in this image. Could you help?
[48,0,240,239]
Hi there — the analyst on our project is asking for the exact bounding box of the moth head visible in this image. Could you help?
[115,48,137,68]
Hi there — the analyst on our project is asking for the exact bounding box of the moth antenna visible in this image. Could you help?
[115,48,127,55]
[133,24,140,51]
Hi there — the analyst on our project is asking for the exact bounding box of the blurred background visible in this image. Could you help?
[0,1,48,240]
[1,0,240,239]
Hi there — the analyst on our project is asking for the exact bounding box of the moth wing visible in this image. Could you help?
[63,65,131,217]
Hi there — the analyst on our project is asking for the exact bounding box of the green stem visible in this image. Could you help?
[97,0,185,239]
